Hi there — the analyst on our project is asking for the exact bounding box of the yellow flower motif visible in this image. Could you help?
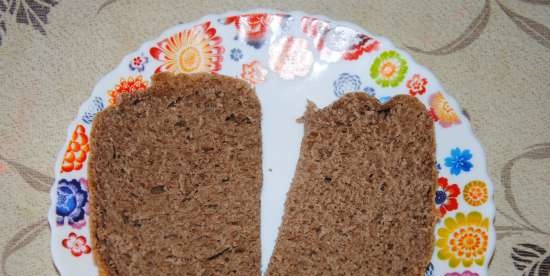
[436,212,490,268]
[463,180,489,206]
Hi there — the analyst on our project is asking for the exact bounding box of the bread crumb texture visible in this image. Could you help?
[88,72,262,276]
[267,93,438,276]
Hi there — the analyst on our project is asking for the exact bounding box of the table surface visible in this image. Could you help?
[0,1,549,275]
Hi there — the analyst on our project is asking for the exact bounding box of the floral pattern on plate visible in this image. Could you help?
[61,125,90,173]
[407,73,428,96]
[107,76,148,105]
[445,147,474,176]
[241,60,268,86]
[463,180,489,207]
[435,177,461,217]
[332,73,362,97]
[62,232,92,257]
[370,50,408,87]
[301,16,379,62]
[220,13,291,49]
[430,92,461,127]
[49,10,495,276]
[230,48,243,61]
[268,36,313,80]
[56,178,88,229]
[436,211,490,268]
[82,97,105,124]
[445,271,480,276]
[150,22,224,74]
[129,53,149,72]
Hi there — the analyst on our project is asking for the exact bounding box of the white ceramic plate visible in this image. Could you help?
[49,9,496,276]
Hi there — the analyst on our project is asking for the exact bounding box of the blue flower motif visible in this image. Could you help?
[445,147,473,175]
[129,54,148,72]
[230,48,243,61]
[424,262,433,276]
[379,96,391,103]
[435,190,447,205]
[56,178,88,228]
[435,161,442,171]
[333,73,362,97]
[82,97,105,124]
[362,86,375,96]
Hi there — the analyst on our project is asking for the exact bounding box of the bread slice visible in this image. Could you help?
[267,93,437,276]
[88,72,262,276]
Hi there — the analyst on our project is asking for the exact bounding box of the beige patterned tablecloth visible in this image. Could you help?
[0,0,549,275]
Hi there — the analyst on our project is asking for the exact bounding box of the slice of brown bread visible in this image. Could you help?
[267,93,437,276]
[88,72,262,276]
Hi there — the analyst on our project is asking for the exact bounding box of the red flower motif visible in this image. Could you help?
[435,177,461,217]
[406,74,428,96]
[221,13,290,49]
[341,36,380,61]
[224,14,269,44]
[62,232,91,257]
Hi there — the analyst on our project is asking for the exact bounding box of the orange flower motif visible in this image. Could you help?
[268,36,314,80]
[149,22,224,74]
[241,60,268,86]
[429,92,461,128]
[463,180,489,206]
[61,125,90,173]
[107,76,148,105]
[380,62,397,78]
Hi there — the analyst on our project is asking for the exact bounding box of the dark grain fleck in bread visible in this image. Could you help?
[88,72,262,276]
[267,93,437,276]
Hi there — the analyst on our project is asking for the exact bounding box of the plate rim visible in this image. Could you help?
[48,8,497,276]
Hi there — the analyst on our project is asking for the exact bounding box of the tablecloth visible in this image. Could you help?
[0,0,549,275]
